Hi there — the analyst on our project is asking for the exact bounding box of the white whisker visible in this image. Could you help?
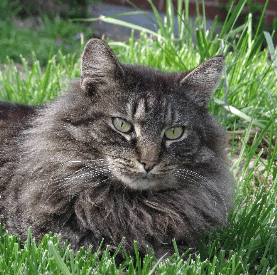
[37,159,108,188]
[37,160,111,216]
[173,168,228,222]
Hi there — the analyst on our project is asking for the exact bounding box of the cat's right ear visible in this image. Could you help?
[81,38,124,95]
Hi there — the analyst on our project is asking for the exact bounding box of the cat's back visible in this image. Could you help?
[0,102,36,186]
[0,101,36,144]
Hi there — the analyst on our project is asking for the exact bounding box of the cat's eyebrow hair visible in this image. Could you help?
[129,99,138,120]
[124,99,136,120]
[173,105,180,124]
[132,97,146,121]
[165,101,174,124]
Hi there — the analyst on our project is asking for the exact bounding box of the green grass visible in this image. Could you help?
[0,0,277,273]
[0,15,90,67]
[1,174,277,274]
[0,52,80,105]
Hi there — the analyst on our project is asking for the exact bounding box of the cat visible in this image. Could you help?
[0,38,234,260]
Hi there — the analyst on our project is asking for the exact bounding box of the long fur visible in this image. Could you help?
[0,39,234,260]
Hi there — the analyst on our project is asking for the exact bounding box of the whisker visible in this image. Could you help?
[57,175,117,232]
[173,168,228,222]
[38,159,107,188]
[75,175,116,196]
[37,162,111,214]
[35,175,112,223]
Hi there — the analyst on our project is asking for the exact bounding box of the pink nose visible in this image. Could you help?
[140,160,158,172]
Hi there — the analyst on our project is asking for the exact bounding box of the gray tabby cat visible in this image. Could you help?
[0,38,233,260]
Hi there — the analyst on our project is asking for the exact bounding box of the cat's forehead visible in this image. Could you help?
[97,64,193,124]
[124,92,181,126]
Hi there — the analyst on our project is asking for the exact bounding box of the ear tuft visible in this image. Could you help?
[80,38,124,95]
[180,55,225,107]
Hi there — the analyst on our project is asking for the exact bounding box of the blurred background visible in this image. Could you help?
[0,0,276,66]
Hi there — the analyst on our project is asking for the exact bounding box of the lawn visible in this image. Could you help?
[0,0,277,274]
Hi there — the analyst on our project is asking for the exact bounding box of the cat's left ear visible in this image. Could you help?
[180,55,225,107]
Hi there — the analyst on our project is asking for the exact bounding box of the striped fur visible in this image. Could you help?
[0,39,234,260]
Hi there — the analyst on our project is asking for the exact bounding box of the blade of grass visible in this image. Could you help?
[166,0,175,35]
[146,0,168,39]
[125,0,158,27]
[73,11,149,22]
[214,98,276,134]
[220,0,247,41]
[254,0,270,41]
[264,31,277,78]
[112,237,125,260]
[48,241,71,275]
[177,0,183,38]
[98,15,165,40]
[242,119,274,176]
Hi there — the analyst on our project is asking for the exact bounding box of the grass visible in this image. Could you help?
[0,15,90,67]
[0,52,80,105]
[0,0,277,273]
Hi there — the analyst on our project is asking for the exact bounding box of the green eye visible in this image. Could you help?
[165,127,183,140]
[113,118,132,133]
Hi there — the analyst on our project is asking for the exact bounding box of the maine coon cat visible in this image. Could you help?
[0,38,234,259]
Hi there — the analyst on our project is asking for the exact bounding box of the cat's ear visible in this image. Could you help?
[80,38,124,95]
[180,55,225,107]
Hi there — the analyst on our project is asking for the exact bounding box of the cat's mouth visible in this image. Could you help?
[105,157,166,190]
[141,174,150,180]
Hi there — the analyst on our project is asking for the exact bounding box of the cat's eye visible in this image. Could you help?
[165,127,183,140]
[113,118,132,133]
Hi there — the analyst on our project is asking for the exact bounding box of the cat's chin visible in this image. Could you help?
[119,174,159,191]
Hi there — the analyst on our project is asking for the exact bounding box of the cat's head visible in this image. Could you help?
[69,39,225,191]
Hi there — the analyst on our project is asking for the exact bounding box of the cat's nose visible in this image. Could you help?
[140,160,158,172]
